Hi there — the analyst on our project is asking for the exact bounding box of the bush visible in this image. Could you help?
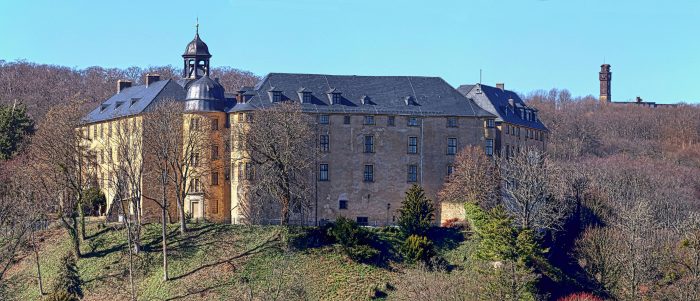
[557,292,604,301]
[398,185,435,237]
[347,245,381,263]
[82,187,106,215]
[402,235,435,263]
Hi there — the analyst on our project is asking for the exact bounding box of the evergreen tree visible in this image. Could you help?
[0,103,34,160]
[398,185,435,237]
[50,251,83,301]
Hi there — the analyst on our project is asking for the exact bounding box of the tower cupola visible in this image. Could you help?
[182,22,212,79]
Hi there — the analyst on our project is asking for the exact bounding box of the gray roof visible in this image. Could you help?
[457,84,548,131]
[83,79,186,124]
[228,73,494,117]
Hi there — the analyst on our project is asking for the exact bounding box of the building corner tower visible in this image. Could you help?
[599,64,612,103]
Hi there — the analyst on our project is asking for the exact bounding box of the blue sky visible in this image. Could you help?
[1,0,698,103]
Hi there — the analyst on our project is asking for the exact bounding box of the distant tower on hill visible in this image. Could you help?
[599,64,612,103]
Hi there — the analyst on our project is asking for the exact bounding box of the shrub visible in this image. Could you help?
[49,251,83,301]
[402,235,435,263]
[557,292,605,301]
[82,187,106,215]
[347,245,381,263]
[398,185,435,237]
[327,216,365,248]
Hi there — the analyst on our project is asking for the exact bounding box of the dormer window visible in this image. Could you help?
[130,98,140,107]
[360,95,371,105]
[100,104,109,112]
[405,96,417,106]
[297,88,312,104]
[115,101,124,109]
[268,87,282,102]
[327,88,341,105]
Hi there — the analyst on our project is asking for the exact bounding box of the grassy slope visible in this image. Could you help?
[6,223,469,301]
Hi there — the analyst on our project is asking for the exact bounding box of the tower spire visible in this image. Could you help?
[196,17,199,35]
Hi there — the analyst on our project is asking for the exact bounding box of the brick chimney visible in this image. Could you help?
[117,80,132,94]
[496,83,505,90]
[146,74,161,87]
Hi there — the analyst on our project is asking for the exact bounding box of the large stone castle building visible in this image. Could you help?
[80,29,548,226]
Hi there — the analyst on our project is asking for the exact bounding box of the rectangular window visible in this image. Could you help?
[407,165,418,182]
[319,164,329,181]
[211,118,219,131]
[332,93,341,104]
[302,92,311,103]
[320,135,330,152]
[192,153,200,167]
[211,145,219,160]
[339,200,348,210]
[364,165,374,182]
[237,163,244,180]
[272,91,282,102]
[364,135,374,153]
[190,178,202,193]
[364,115,375,125]
[343,115,351,124]
[238,112,245,123]
[505,144,510,157]
[319,114,329,124]
[485,139,494,156]
[190,117,200,130]
[487,119,495,128]
[245,163,253,180]
[408,136,418,154]
[356,217,368,226]
[407,116,420,126]
[224,167,230,180]
[505,124,510,135]
[447,164,454,176]
[447,117,458,128]
[211,172,219,186]
[447,138,457,155]
[387,116,395,126]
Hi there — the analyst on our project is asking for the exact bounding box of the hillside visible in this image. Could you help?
[4,222,473,301]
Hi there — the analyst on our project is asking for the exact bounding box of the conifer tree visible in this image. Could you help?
[398,185,435,237]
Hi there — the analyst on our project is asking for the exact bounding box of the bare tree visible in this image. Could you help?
[30,103,94,258]
[498,148,570,232]
[439,146,500,209]
[234,102,316,225]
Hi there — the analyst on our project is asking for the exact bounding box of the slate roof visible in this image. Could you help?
[457,84,548,131]
[83,79,186,124]
[228,73,494,117]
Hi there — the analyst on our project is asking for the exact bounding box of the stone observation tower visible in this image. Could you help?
[599,64,612,103]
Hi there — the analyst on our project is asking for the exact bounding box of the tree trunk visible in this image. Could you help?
[78,201,86,240]
[62,215,82,258]
[121,204,137,301]
[177,196,187,234]
[161,205,169,281]
[31,228,44,296]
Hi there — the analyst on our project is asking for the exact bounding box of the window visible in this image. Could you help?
[364,165,374,182]
[364,115,375,125]
[408,136,418,154]
[319,114,329,124]
[447,117,458,128]
[516,127,521,137]
[356,217,368,226]
[320,135,330,152]
[319,164,329,181]
[224,167,230,180]
[302,92,312,103]
[211,172,219,186]
[238,163,244,180]
[211,145,219,160]
[387,116,395,126]
[505,144,510,157]
[211,118,219,130]
[505,124,510,135]
[485,139,494,156]
[447,164,454,176]
[245,163,253,180]
[192,153,200,167]
[190,117,200,130]
[339,200,348,210]
[332,93,341,104]
[190,178,202,193]
[108,122,112,137]
[272,91,282,102]
[447,138,457,155]
[343,115,351,124]
[407,165,418,182]
[364,135,374,153]
[487,119,495,128]
[407,116,420,126]
[238,113,245,123]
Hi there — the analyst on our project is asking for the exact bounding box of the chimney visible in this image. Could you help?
[146,74,160,87]
[636,96,643,103]
[508,98,515,107]
[117,80,132,94]
[496,83,505,90]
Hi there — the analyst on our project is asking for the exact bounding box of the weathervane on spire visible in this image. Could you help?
[196,17,199,35]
